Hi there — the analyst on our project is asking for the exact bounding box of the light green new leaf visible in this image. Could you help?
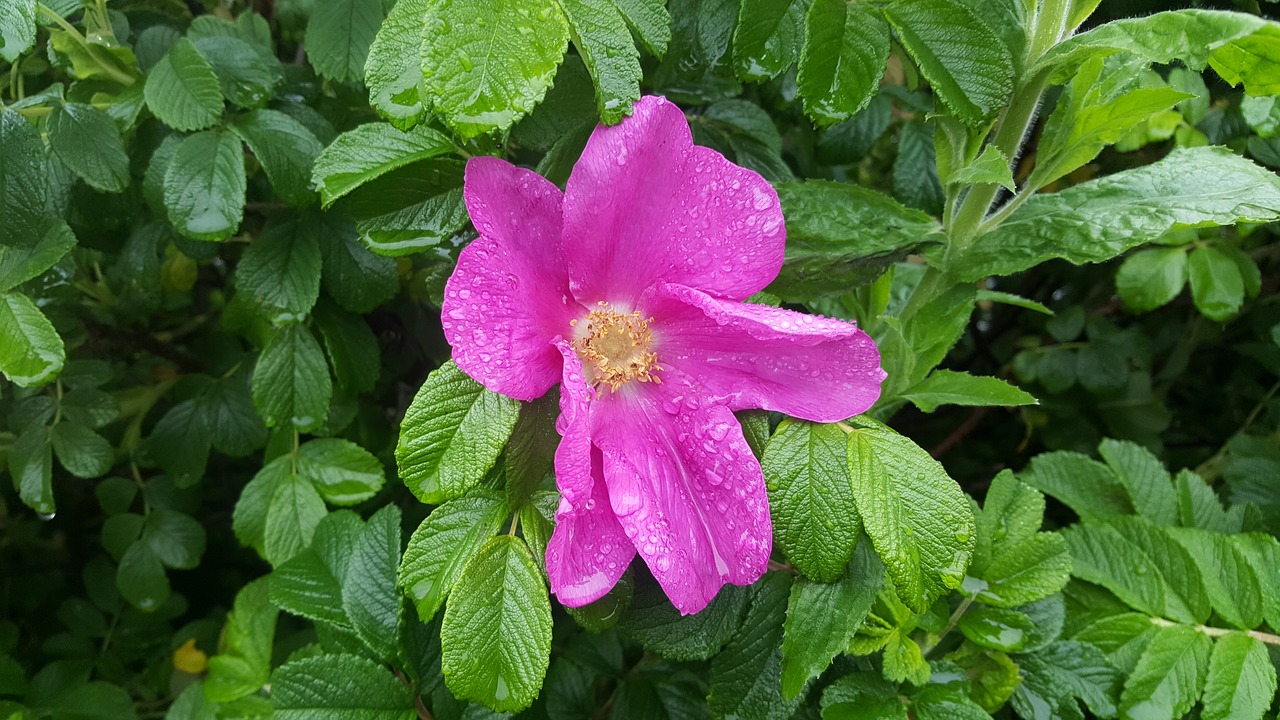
[1019,451,1132,522]
[845,417,975,613]
[948,145,1015,190]
[305,0,383,84]
[297,438,385,506]
[364,0,431,129]
[312,122,455,206]
[1188,245,1245,322]
[780,544,883,699]
[972,469,1045,574]
[231,109,324,207]
[421,0,571,138]
[441,535,552,713]
[762,420,862,582]
[978,532,1071,608]
[47,103,130,193]
[708,572,801,719]
[163,130,246,242]
[556,0,643,123]
[1099,438,1177,526]
[396,360,520,504]
[1202,633,1277,720]
[1119,624,1212,720]
[1109,517,1211,624]
[954,147,1280,281]
[883,0,1013,126]
[903,370,1037,413]
[273,655,416,720]
[204,578,279,702]
[1062,524,1166,618]
[0,291,65,387]
[144,38,223,132]
[399,492,508,623]
[1167,527,1263,630]
[796,0,889,126]
[733,0,803,83]
[0,220,76,293]
[0,0,35,62]
[235,213,322,323]
[1116,247,1188,313]
[251,323,332,433]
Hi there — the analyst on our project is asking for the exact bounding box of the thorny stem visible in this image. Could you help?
[1150,617,1280,646]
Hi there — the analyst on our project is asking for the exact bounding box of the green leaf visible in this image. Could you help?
[503,390,559,508]
[141,508,206,570]
[892,120,944,215]
[0,291,65,388]
[342,159,469,257]
[192,35,279,109]
[948,145,1015,191]
[612,0,670,57]
[313,122,455,207]
[46,103,130,193]
[1176,469,1235,533]
[395,360,521,504]
[313,303,381,396]
[954,147,1280,281]
[821,674,906,719]
[903,370,1037,413]
[273,655,416,720]
[50,422,114,479]
[0,107,51,248]
[1188,245,1245,322]
[977,532,1071,608]
[762,420,862,582]
[0,0,35,62]
[708,572,801,719]
[297,438,385,506]
[231,109,324,207]
[1013,640,1120,719]
[0,219,76,293]
[1232,534,1280,631]
[796,0,889,126]
[117,540,170,611]
[1116,247,1188,313]
[264,469,328,566]
[205,577,278,702]
[972,470,1045,574]
[271,511,364,628]
[733,0,804,83]
[143,398,212,487]
[232,456,287,554]
[882,0,1013,126]
[10,424,54,515]
[316,212,401,311]
[619,578,749,662]
[845,417,975,613]
[421,0,570,138]
[1202,633,1277,720]
[1210,23,1280,95]
[780,543,884,699]
[48,682,137,720]
[957,605,1034,652]
[768,181,939,302]
[556,0,643,123]
[163,130,246,242]
[1019,451,1132,522]
[144,38,224,132]
[399,492,508,623]
[1099,438,1178,526]
[364,0,431,129]
[1110,517,1211,625]
[441,535,552,713]
[251,323,333,433]
[305,0,383,84]
[1167,527,1263,630]
[1062,524,1166,618]
[699,100,793,182]
[235,213,322,323]
[342,506,402,663]
[1119,624,1212,720]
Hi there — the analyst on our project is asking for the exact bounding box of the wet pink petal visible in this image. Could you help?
[562,96,785,307]
[646,283,885,423]
[590,369,772,615]
[442,157,583,401]
[546,341,636,607]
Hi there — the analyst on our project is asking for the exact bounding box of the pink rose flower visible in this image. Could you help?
[442,96,885,614]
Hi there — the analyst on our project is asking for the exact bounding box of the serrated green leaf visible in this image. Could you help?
[271,511,364,628]
[1074,612,1159,676]
[1062,524,1166,618]
[48,682,137,720]
[0,291,65,388]
[441,535,552,713]
[1188,245,1245,322]
[978,531,1070,608]
[231,109,323,207]
[780,543,883,699]
[708,572,800,719]
[1014,640,1120,719]
[1175,469,1235,533]
[264,470,328,566]
[958,605,1034,652]
[117,540,169,611]
[763,420,861,582]
[973,470,1045,574]
[0,219,76,293]
[893,120,944,215]
[733,0,803,83]
[1232,533,1280,631]
[251,323,332,433]
[314,211,401,311]
[821,674,906,719]
[556,0,643,123]
[399,493,508,623]
[1167,527,1262,629]
[421,0,570,138]
[845,418,975,613]
[144,38,223,132]
[0,107,51,247]
[883,0,1013,126]
[163,130,246,242]
[10,424,54,515]
[364,0,431,129]
[619,578,749,661]
[1119,624,1212,720]
[395,360,520,504]
[612,0,670,56]
[1019,451,1132,522]
[305,0,383,84]
[50,421,114,479]
[205,577,278,702]
[297,438,385,506]
[313,303,381,394]
[1110,517,1211,625]
[46,103,130,193]
[0,0,35,62]
[956,147,1280,281]
[273,655,416,720]
[504,390,559,509]
[235,213,322,323]
[904,370,1037,413]
[768,181,939,302]
[192,35,279,109]
[796,0,889,126]
[1202,632,1276,720]
[313,122,455,207]
[143,398,212,487]
[1099,438,1177,526]
[1116,247,1188,314]
[343,505,402,663]
[343,159,469,257]
[233,457,287,556]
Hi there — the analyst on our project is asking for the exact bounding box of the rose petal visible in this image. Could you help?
[590,369,772,614]
[562,96,785,307]
[546,340,636,607]
[645,283,885,422]
[442,157,582,400]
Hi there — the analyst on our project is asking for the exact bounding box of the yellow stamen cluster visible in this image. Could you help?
[572,302,662,391]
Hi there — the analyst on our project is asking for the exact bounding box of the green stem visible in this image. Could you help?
[923,592,978,657]
[1150,617,1280,646]
[37,5,136,87]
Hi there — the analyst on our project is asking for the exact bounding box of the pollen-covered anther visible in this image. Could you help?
[573,304,662,391]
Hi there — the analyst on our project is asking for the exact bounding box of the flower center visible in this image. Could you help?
[572,302,661,391]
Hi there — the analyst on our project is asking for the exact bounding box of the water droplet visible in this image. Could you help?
[37,511,55,521]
